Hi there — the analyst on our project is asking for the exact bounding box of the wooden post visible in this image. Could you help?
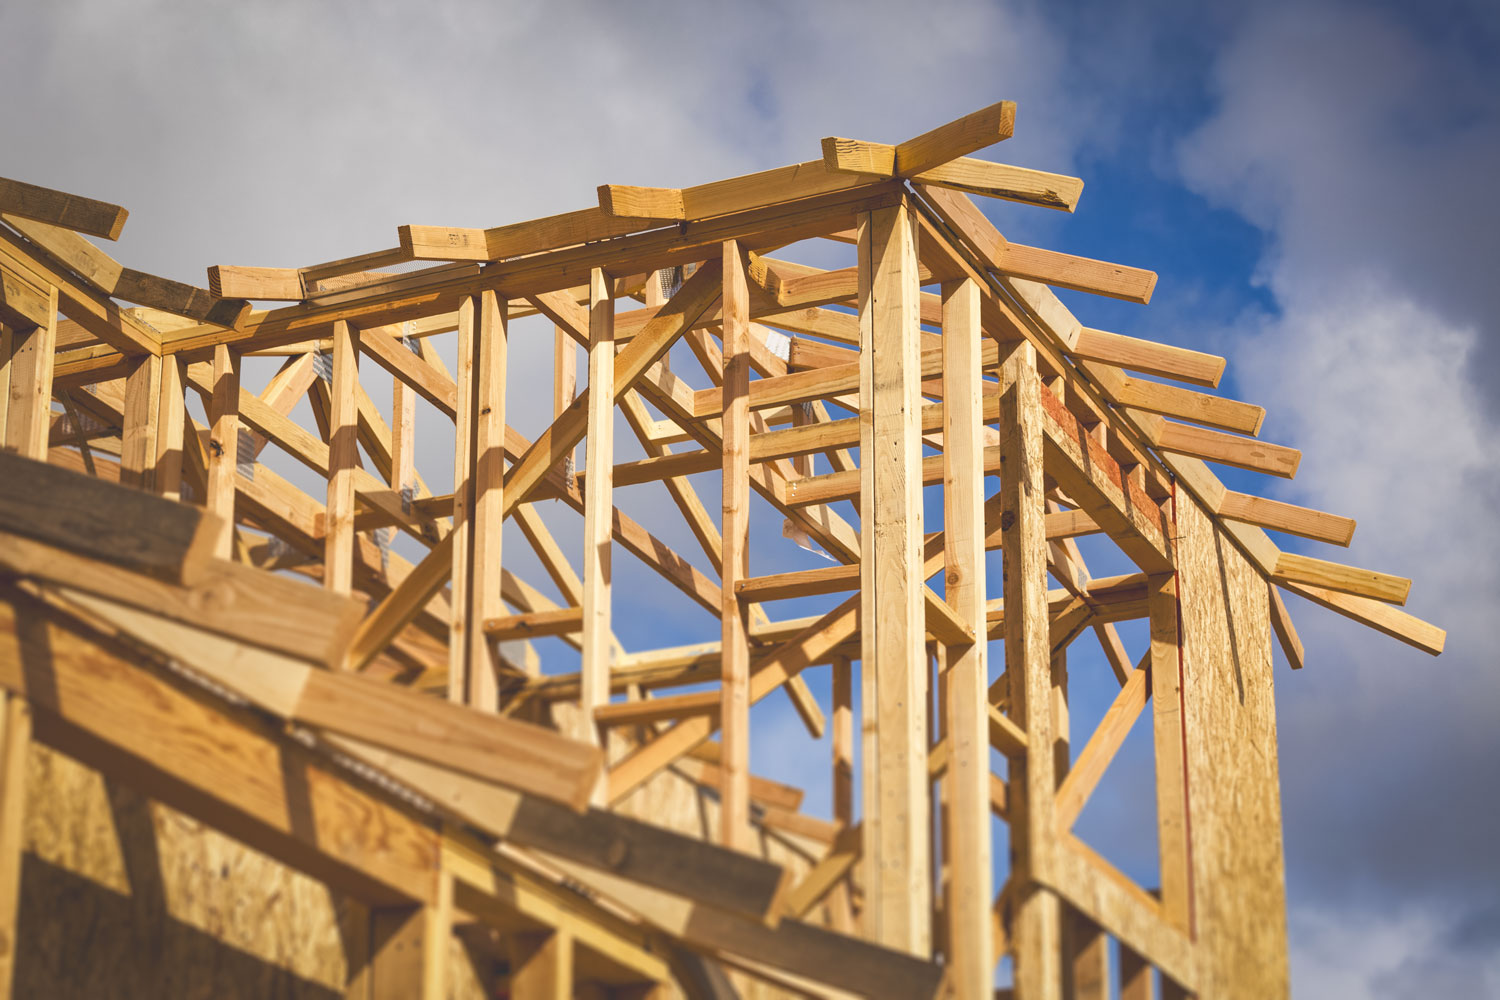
[857,199,930,954]
[999,341,1061,999]
[155,355,185,501]
[719,240,752,851]
[508,928,574,1000]
[467,290,507,711]
[1119,946,1155,1000]
[1062,910,1110,1000]
[3,285,57,459]
[347,882,453,1000]
[0,324,10,449]
[832,654,854,827]
[1149,572,1192,934]
[326,320,359,595]
[940,276,992,998]
[451,296,479,703]
[580,267,615,749]
[121,354,162,490]
[206,343,240,559]
[0,693,31,1000]
[391,332,416,503]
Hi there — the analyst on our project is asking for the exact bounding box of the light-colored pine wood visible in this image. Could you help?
[719,240,753,851]
[467,290,507,710]
[580,268,615,751]
[1000,341,1062,999]
[205,343,240,559]
[1148,574,1192,934]
[3,284,58,461]
[154,354,185,499]
[0,692,30,1000]
[858,200,930,955]
[325,320,359,595]
[940,276,993,999]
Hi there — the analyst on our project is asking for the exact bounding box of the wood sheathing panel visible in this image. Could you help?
[1176,491,1290,998]
[19,747,490,999]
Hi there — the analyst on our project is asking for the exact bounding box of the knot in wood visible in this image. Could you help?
[999,510,1016,532]
[605,837,630,870]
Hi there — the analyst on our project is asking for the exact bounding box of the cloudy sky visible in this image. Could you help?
[4,1,1497,995]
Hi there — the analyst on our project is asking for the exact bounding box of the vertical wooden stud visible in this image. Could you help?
[999,341,1061,999]
[720,240,753,850]
[3,285,57,460]
[1061,909,1109,1000]
[1149,571,1192,933]
[0,694,31,1000]
[467,290,507,711]
[941,276,992,998]
[1119,946,1156,1000]
[580,267,615,751]
[155,355,185,500]
[206,343,240,558]
[451,296,479,702]
[120,354,162,489]
[326,320,359,594]
[508,928,574,1000]
[857,199,930,954]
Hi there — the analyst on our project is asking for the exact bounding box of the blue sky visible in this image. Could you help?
[3,1,1497,994]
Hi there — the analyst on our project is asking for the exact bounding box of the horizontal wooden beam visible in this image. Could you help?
[0,450,221,583]
[1219,491,1355,546]
[736,564,860,602]
[0,175,128,240]
[1281,581,1443,655]
[484,606,584,641]
[0,265,51,328]
[207,265,304,300]
[1272,551,1410,605]
[1072,327,1223,387]
[1156,421,1301,478]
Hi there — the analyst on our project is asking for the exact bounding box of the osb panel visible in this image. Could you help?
[19,744,487,999]
[1176,493,1290,999]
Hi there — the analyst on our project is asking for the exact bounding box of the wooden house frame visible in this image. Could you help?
[0,101,1443,999]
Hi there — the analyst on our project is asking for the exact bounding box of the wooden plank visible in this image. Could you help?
[0,691,29,1000]
[597,186,686,220]
[1280,582,1443,655]
[1063,910,1111,1000]
[450,296,479,700]
[205,344,240,558]
[1219,491,1354,546]
[737,564,861,602]
[1000,342,1062,999]
[207,265,304,300]
[0,175,128,239]
[397,225,491,262]
[0,266,51,329]
[1267,584,1305,671]
[720,240,752,851]
[509,929,573,999]
[326,320,359,594]
[119,353,161,489]
[1111,376,1264,435]
[1072,327,1223,387]
[987,242,1156,304]
[0,449,220,582]
[858,201,930,954]
[1272,551,1409,605]
[0,527,362,666]
[580,268,614,750]
[1148,575,1192,934]
[897,100,1017,174]
[2,286,57,460]
[486,607,583,641]
[915,159,1083,211]
[941,276,993,1000]
[469,290,508,707]
[1156,422,1300,478]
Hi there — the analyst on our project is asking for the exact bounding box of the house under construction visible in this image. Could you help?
[0,101,1444,999]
